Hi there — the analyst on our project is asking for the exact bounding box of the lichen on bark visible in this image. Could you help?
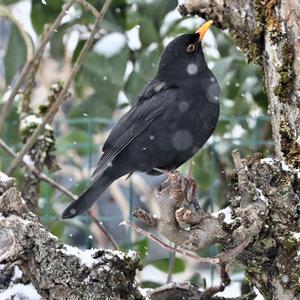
[0,172,143,300]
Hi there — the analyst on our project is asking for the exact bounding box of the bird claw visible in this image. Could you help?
[160,171,200,210]
[175,207,193,224]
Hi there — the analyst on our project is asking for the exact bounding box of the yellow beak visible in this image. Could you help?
[196,20,213,42]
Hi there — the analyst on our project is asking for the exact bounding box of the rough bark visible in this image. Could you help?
[133,153,300,299]
[0,173,143,300]
[148,282,256,300]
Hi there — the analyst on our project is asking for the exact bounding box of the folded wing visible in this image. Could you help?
[92,79,177,180]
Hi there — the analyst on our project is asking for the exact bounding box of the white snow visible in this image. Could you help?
[93,32,127,57]
[20,115,42,131]
[0,283,41,300]
[23,155,35,168]
[126,25,142,50]
[212,207,234,224]
[61,6,80,24]
[256,188,268,204]
[223,124,245,141]
[254,287,264,300]
[12,266,23,281]
[58,246,133,268]
[127,249,138,259]
[160,9,182,36]
[117,90,129,105]
[231,124,245,139]
[281,274,289,283]
[124,61,134,81]
[281,161,291,172]
[58,245,98,268]
[138,287,152,298]
[291,232,300,240]
[0,172,10,183]
[0,213,5,221]
[11,1,37,44]
[261,158,274,165]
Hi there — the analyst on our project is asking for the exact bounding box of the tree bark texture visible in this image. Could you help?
[176,1,300,299]
[0,174,143,300]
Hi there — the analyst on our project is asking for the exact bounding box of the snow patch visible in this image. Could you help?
[138,287,152,298]
[281,161,291,172]
[58,245,98,268]
[0,213,5,221]
[59,246,131,268]
[223,124,245,141]
[291,232,300,240]
[0,283,41,300]
[212,207,233,224]
[12,266,23,281]
[261,158,274,165]
[94,32,126,57]
[160,9,181,36]
[20,115,42,131]
[127,250,138,259]
[0,172,10,183]
[256,188,268,204]
[117,90,129,105]
[126,25,141,50]
[23,155,35,168]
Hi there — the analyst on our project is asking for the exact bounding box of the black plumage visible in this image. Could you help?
[62,22,220,219]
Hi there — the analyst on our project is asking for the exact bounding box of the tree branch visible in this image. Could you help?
[0,138,77,201]
[0,172,142,300]
[0,0,76,130]
[6,0,112,176]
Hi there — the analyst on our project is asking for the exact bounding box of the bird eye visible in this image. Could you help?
[186,44,196,53]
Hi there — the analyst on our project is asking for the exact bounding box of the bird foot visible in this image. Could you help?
[160,171,200,210]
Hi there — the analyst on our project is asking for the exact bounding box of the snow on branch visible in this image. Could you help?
[0,172,142,300]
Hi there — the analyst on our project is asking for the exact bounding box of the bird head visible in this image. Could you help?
[157,21,213,85]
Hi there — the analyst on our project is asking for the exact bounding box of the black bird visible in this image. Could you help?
[62,21,220,219]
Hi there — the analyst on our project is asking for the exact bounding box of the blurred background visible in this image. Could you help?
[0,0,272,297]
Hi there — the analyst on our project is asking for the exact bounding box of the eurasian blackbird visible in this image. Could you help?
[62,21,220,219]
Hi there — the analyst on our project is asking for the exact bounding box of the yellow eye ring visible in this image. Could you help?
[187,44,196,52]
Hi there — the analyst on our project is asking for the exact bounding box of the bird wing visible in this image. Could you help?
[92,80,177,179]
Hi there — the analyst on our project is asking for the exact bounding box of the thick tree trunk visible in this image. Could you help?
[177,1,300,299]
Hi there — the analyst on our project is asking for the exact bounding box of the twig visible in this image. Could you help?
[0,0,76,129]
[75,0,99,17]
[166,245,177,283]
[0,138,77,201]
[89,211,119,250]
[122,221,219,264]
[6,0,112,175]
[232,149,248,187]
[187,158,193,179]
[122,221,251,265]
[132,208,158,228]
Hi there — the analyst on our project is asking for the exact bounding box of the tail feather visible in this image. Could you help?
[62,175,113,219]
